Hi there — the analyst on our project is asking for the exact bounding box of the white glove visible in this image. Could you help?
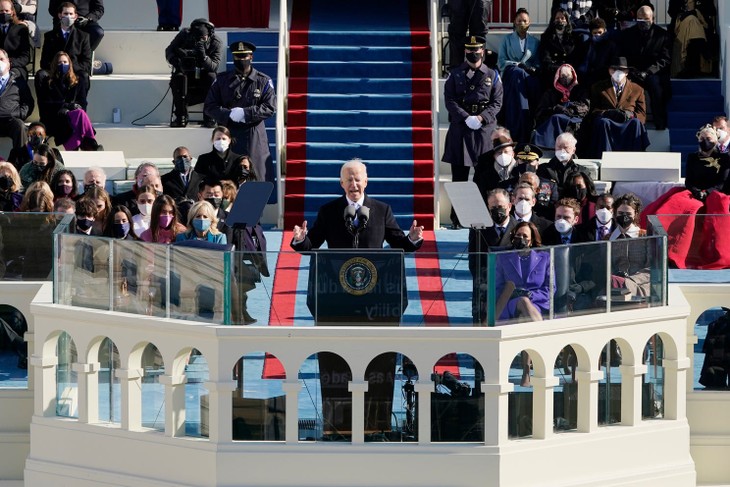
[229,107,245,123]
[465,115,482,130]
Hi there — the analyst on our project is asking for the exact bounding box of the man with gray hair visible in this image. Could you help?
[112,161,160,214]
[0,48,32,156]
[82,166,106,192]
[537,131,586,190]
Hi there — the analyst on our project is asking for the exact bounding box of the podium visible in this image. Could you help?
[306,250,407,324]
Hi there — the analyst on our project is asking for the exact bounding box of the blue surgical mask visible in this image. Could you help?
[113,222,130,239]
[58,63,70,75]
[193,218,211,233]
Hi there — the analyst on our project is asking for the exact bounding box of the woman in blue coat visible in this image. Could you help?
[175,200,227,245]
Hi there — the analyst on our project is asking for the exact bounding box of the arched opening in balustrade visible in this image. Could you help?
[231,351,285,441]
[508,349,537,439]
[0,304,28,389]
[136,343,165,431]
[55,331,78,418]
[693,307,728,390]
[431,353,484,442]
[643,334,664,420]
[554,345,578,432]
[96,337,121,424]
[598,339,624,426]
[183,348,209,438]
[365,352,417,442]
[299,351,351,442]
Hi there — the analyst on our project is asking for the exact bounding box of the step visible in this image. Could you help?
[290,60,431,78]
[286,176,434,195]
[286,141,432,161]
[670,78,721,97]
[291,30,430,47]
[287,109,432,127]
[667,95,725,112]
[288,77,431,94]
[286,159,434,179]
[289,45,430,62]
[668,112,716,129]
[287,127,432,144]
[287,93,430,111]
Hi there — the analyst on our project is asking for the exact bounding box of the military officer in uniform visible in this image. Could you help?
[442,35,503,228]
[204,40,275,183]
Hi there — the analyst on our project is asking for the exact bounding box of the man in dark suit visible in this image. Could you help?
[574,193,616,242]
[541,197,585,245]
[511,182,552,235]
[291,159,424,251]
[0,1,30,80]
[0,49,33,156]
[48,0,104,51]
[162,146,194,203]
[473,135,518,205]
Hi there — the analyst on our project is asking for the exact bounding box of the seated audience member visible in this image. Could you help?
[575,193,616,242]
[49,168,77,201]
[220,179,236,212]
[82,165,106,192]
[165,18,222,127]
[38,2,91,94]
[551,1,598,33]
[78,184,110,235]
[671,0,713,78]
[0,161,22,210]
[103,205,138,240]
[585,57,649,158]
[474,135,518,203]
[192,126,242,183]
[610,193,650,297]
[8,122,64,171]
[712,115,730,153]
[536,132,586,188]
[175,200,227,244]
[573,18,617,90]
[234,154,257,187]
[618,5,671,130]
[16,0,39,48]
[642,125,730,268]
[494,221,552,322]
[564,170,598,223]
[542,197,584,245]
[512,143,543,177]
[19,144,64,189]
[112,161,160,212]
[162,146,195,202]
[19,180,53,212]
[53,196,75,214]
[0,48,33,156]
[73,197,97,235]
[498,8,541,143]
[539,10,578,88]
[511,182,552,234]
[196,178,229,238]
[139,194,185,243]
[37,51,97,151]
[131,185,156,238]
[533,64,589,148]
[0,0,30,80]
[48,0,104,51]
[519,170,558,220]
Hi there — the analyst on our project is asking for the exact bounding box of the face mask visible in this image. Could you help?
[234,59,251,71]
[700,139,716,152]
[138,202,152,217]
[0,13,12,24]
[596,208,613,225]
[193,218,211,233]
[559,76,573,87]
[571,186,587,201]
[238,167,250,180]
[616,213,633,228]
[213,139,229,152]
[717,129,728,141]
[0,60,7,74]
[205,197,222,210]
[592,34,605,43]
[512,236,529,250]
[159,214,174,228]
[515,199,532,216]
[611,70,626,84]
[58,63,70,75]
[0,175,10,191]
[174,156,192,173]
[490,207,508,225]
[637,19,651,31]
[496,153,512,168]
[554,218,572,234]
[555,149,571,162]
[83,183,95,193]
[57,183,73,195]
[536,192,550,206]
[76,218,93,231]
[29,135,44,148]
[554,22,566,32]
[220,198,230,211]
[113,222,130,239]
[61,15,74,28]
[465,51,482,64]
[515,24,529,34]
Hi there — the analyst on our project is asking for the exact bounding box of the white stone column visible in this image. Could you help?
[282,381,301,444]
[531,376,559,439]
[663,358,691,420]
[30,354,57,417]
[73,361,100,423]
[619,364,647,426]
[483,382,513,445]
[576,370,603,433]
[203,380,237,443]
[348,381,368,444]
[117,367,143,431]
[414,382,432,445]
[159,374,187,437]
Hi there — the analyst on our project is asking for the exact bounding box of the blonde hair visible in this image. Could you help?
[0,161,22,192]
[186,200,220,235]
[19,181,54,212]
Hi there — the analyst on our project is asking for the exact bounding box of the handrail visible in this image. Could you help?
[275,0,289,229]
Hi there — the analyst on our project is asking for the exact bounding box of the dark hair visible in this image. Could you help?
[53,197,75,213]
[511,221,542,247]
[50,169,78,199]
[237,155,258,183]
[596,192,615,208]
[589,18,607,31]
[514,7,530,20]
[148,194,180,242]
[57,2,76,14]
[198,177,222,194]
[211,126,236,146]
[564,171,597,200]
[551,9,573,35]
[75,198,96,219]
[49,51,78,86]
[28,121,46,132]
[613,193,642,224]
[103,205,140,240]
[32,144,58,184]
[713,115,728,125]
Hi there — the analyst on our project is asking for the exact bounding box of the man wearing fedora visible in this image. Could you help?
[473,134,516,205]
[584,56,649,158]
[205,40,275,182]
[443,34,503,228]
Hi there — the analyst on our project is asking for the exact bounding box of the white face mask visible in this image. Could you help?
[717,129,728,142]
[515,199,532,216]
[138,203,153,217]
[0,60,7,75]
[496,153,512,168]
[213,139,230,152]
[596,208,613,225]
[611,70,626,84]
[554,218,572,234]
[61,15,75,28]
[555,149,571,162]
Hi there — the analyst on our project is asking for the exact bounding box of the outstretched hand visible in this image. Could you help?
[293,220,308,243]
[409,220,424,242]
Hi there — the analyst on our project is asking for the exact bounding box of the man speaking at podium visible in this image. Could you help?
[290,159,424,251]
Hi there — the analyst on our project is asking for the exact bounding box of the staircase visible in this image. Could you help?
[284,0,435,230]
[668,79,724,176]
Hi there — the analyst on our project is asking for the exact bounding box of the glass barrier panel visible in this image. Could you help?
[110,239,163,315]
[169,245,227,323]
[694,307,729,390]
[430,353,484,442]
[0,304,28,389]
[0,212,67,281]
[609,236,665,311]
[553,241,609,319]
[55,234,111,310]
[230,250,274,326]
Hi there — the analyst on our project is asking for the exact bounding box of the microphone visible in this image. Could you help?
[356,206,370,230]
[344,205,356,234]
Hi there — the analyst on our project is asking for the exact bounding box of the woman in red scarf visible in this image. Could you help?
[533,63,590,149]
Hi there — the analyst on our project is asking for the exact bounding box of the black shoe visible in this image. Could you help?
[202,117,216,128]
[171,116,188,128]
[242,311,257,325]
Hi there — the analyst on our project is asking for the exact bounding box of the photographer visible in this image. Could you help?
[165,18,222,128]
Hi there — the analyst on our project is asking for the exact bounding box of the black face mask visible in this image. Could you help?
[637,20,651,31]
[465,51,483,64]
[554,22,566,32]
[571,186,587,201]
[234,59,252,72]
[616,214,634,228]
[83,183,96,193]
[238,167,250,180]
[174,156,192,173]
[0,175,10,191]
[205,197,222,210]
[0,13,12,24]
[700,139,716,152]
[76,218,93,232]
[536,192,550,206]
[512,236,529,250]
[490,207,508,224]
[112,222,130,239]
[29,135,44,148]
